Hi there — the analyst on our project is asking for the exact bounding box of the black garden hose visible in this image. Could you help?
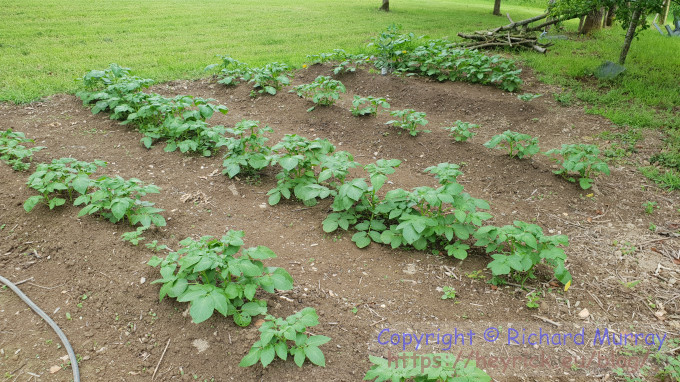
[0,275,80,382]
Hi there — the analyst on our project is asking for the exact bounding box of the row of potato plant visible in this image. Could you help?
[76,64,229,156]
[219,120,571,287]
[208,28,523,103]
[291,76,430,137]
[23,158,166,234]
[72,66,333,367]
[483,130,611,189]
[303,26,522,92]
[205,56,292,96]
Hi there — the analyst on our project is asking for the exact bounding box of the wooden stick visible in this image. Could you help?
[531,314,562,327]
[492,12,550,33]
[152,338,171,381]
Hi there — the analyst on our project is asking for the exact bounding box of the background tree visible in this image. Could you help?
[380,0,389,12]
[493,0,502,15]
[616,0,664,64]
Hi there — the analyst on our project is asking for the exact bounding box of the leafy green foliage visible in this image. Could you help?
[474,221,571,286]
[324,161,492,257]
[222,120,273,178]
[517,93,542,101]
[0,129,45,171]
[484,130,540,159]
[526,291,541,309]
[268,135,336,206]
[248,62,292,96]
[207,55,252,86]
[386,109,430,136]
[376,31,523,92]
[443,121,479,142]
[440,286,456,300]
[74,176,166,229]
[120,226,147,245]
[148,231,293,325]
[134,96,229,156]
[351,96,390,117]
[306,49,370,74]
[652,339,680,381]
[291,76,346,107]
[239,307,330,368]
[76,64,229,156]
[368,25,419,71]
[208,56,291,96]
[642,201,658,215]
[364,353,491,382]
[318,150,360,190]
[544,144,610,189]
[24,158,106,212]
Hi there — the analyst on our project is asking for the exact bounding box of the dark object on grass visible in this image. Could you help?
[594,61,625,80]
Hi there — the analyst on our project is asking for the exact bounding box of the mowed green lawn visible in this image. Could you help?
[1,0,678,130]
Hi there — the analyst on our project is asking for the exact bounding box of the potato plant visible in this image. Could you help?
[246,62,292,96]
[0,129,45,171]
[323,159,401,248]
[74,175,166,229]
[386,109,430,136]
[443,121,480,142]
[306,49,370,74]
[484,130,540,159]
[350,96,390,117]
[148,231,294,325]
[207,55,252,86]
[377,30,523,92]
[24,158,106,212]
[222,120,273,178]
[77,64,153,114]
[324,161,492,257]
[544,144,610,189]
[291,76,346,108]
[239,307,330,368]
[77,64,229,156]
[209,57,291,96]
[268,135,336,206]
[318,151,359,190]
[474,221,571,286]
[368,25,418,72]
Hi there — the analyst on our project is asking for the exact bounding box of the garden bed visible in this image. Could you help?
[0,64,678,381]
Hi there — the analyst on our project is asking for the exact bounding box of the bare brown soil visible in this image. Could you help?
[1,65,679,382]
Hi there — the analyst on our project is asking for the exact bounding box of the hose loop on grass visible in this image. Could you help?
[0,274,80,382]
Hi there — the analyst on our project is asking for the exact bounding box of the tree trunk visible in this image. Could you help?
[581,7,605,34]
[379,0,389,12]
[577,15,586,33]
[659,0,671,24]
[619,8,642,65]
[605,5,617,27]
[493,0,501,16]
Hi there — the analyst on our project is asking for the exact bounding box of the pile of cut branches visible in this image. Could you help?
[456,13,571,53]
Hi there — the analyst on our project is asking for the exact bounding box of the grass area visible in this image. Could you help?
[0,0,543,103]
[519,25,680,129]
[2,0,678,142]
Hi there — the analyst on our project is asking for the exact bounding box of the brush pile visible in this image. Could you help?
[456,13,563,53]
